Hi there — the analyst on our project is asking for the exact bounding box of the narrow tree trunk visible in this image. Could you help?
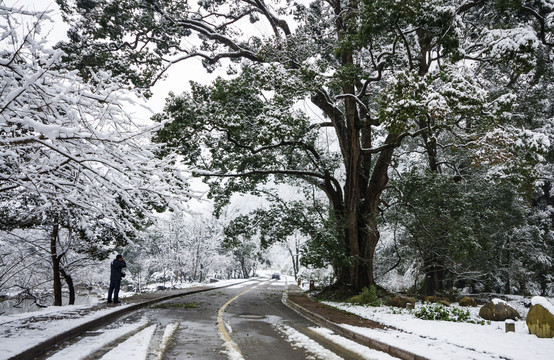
[419,115,448,296]
[240,256,249,278]
[505,245,511,294]
[294,240,300,280]
[60,267,75,305]
[199,264,204,282]
[50,223,63,306]
[287,238,300,280]
[193,241,200,281]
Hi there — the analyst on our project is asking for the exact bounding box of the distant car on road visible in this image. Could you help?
[271,273,281,280]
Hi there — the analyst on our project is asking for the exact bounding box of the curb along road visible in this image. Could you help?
[8,279,255,360]
[283,287,430,360]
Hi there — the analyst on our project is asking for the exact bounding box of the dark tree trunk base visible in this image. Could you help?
[315,283,358,302]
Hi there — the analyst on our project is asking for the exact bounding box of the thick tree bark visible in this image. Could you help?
[414,24,449,295]
[423,258,446,296]
[421,128,445,296]
[332,127,399,292]
[50,223,63,306]
[314,0,412,293]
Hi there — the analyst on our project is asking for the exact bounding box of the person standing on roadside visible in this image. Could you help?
[107,254,126,304]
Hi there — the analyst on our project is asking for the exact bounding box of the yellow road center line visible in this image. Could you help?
[217,281,267,355]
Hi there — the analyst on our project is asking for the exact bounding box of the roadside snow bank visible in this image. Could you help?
[323,301,554,360]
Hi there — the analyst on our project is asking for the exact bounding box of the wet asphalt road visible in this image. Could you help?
[162,278,310,359]
[41,278,373,359]
[155,278,368,359]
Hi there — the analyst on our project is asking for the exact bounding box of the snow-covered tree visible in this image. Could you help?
[0,4,191,305]
[56,0,553,294]
[123,210,248,290]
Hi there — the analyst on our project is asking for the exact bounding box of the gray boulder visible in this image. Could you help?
[478,299,520,321]
[386,295,416,309]
[459,296,477,307]
[526,297,554,338]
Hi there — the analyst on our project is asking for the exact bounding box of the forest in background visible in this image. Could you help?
[1,0,553,308]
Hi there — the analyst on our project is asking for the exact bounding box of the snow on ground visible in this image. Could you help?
[45,320,181,360]
[225,282,255,289]
[0,303,133,360]
[0,281,209,317]
[152,322,180,360]
[268,312,393,360]
[46,318,149,360]
[309,327,398,360]
[100,324,157,360]
[5,276,553,360]
[322,299,554,360]
[141,281,204,292]
[0,279,248,360]
[275,323,343,360]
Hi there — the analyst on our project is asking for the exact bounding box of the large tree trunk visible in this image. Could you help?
[423,258,445,296]
[336,216,379,293]
[314,1,404,294]
[50,223,63,306]
[418,33,448,296]
[335,133,398,293]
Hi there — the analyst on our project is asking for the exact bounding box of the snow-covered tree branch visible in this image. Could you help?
[0,5,193,305]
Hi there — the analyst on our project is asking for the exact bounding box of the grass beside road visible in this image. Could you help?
[151,302,198,309]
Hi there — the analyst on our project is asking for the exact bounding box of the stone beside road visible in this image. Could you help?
[478,299,520,321]
[526,303,554,338]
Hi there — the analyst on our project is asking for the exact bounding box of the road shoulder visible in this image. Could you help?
[284,285,429,360]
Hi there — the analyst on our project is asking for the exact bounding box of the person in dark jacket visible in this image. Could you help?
[107,254,127,304]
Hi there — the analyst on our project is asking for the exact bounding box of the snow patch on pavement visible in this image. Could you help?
[46,318,149,360]
[219,332,244,360]
[309,327,398,360]
[206,279,252,288]
[150,322,180,360]
[226,283,252,289]
[99,324,157,360]
[275,324,343,360]
[0,304,132,360]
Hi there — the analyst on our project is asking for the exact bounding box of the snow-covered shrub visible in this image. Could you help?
[414,303,481,324]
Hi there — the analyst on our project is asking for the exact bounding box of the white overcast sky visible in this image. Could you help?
[3,0,226,113]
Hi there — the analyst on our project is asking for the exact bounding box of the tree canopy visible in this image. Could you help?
[55,0,553,294]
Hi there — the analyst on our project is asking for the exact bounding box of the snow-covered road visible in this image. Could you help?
[1,278,395,360]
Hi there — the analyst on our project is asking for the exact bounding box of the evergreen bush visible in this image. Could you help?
[414,302,475,323]
[349,286,381,306]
